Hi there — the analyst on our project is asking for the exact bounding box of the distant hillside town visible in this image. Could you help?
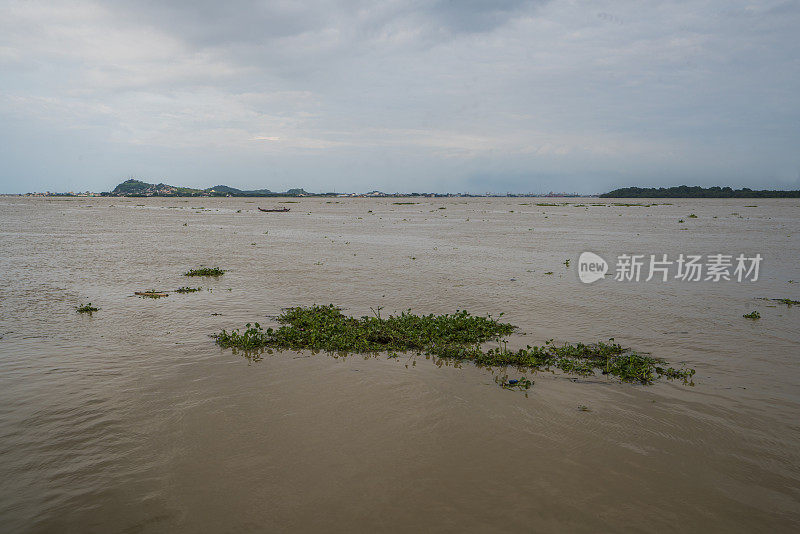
[20,178,586,198]
[19,179,800,199]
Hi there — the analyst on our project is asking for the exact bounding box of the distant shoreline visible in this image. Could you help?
[10,193,800,200]
[8,182,800,198]
[601,186,800,198]
[9,178,588,198]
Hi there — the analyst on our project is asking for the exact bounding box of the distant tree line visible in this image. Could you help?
[600,186,800,198]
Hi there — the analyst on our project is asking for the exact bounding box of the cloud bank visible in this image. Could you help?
[1,0,798,193]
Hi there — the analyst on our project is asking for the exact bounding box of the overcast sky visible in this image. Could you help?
[1,0,798,194]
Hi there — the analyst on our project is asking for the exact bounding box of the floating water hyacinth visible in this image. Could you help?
[175,287,202,293]
[184,267,225,277]
[215,305,695,385]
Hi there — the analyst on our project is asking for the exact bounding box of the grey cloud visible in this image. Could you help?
[111,0,539,47]
[418,0,536,33]
[0,0,798,194]
[111,0,329,46]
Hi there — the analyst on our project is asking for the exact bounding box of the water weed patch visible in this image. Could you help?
[185,267,225,277]
[215,305,695,386]
[175,287,202,293]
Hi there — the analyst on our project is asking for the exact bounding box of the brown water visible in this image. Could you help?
[1,196,799,532]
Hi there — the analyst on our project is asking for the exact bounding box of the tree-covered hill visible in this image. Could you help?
[107,179,311,197]
[601,186,800,198]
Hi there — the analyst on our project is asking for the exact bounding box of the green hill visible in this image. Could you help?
[601,186,800,198]
[107,179,308,197]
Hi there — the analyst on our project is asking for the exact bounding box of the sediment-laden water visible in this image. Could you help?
[1,196,798,532]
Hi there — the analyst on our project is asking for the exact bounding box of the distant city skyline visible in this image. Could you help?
[1,1,799,194]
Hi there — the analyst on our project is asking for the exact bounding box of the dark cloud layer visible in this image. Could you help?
[0,0,798,193]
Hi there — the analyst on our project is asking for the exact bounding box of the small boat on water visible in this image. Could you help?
[258,207,291,212]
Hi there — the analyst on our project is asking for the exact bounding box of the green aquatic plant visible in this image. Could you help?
[473,339,694,384]
[137,290,168,299]
[215,305,695,385]
[743,311,761,319]
[216,306,513,355]
[184,267,225,277]
[76,303,99,313]
[175,286,202,293]
[773,298,800,307]
[688,214,698,218]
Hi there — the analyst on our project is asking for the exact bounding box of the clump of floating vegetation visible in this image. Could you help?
[76,303,99,313]
[184,267,225,277]
[743,311,761,319]
[175,286,202,293]
[688,214,698,218]
[773,298,800,307]
[216,306,512,352]
[136,290,168,299]
[215,305,695,385]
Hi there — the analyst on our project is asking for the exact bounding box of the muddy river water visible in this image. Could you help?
[1,196,798,532]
